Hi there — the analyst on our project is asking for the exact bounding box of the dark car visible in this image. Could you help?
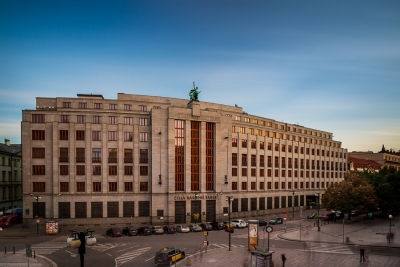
[106,228,122,237]
[163,225,176,234]
[211,221,224,230]
[199,223,212,231]
[137,227,152,236]
[155,247,185,266]
[269,217,283,225]
[122,226,138,236]
[258,219,267,226]
[321,212,335,221]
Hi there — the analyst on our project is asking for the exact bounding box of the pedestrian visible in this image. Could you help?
[360,247,365,263]
[281,253,287,267]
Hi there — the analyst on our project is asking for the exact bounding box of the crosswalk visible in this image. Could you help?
[19,238,68,255]
[209,243,245,249]
[115,247,151,266]
[89,242,127,252]
[300,242,354,254]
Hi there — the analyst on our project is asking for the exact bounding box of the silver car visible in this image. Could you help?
[188,224,202,232]
[176,225,190,233]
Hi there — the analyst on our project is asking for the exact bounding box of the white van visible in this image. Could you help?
[231,219,246,228]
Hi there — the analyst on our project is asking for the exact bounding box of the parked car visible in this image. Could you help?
[223,222,234,233]
[199,223,212,231]
[307,213,318,219]
[106,228,122,237]
[321,213,335,221]
[258,219,268,226]
[163,225,176,234]
[269,217,283,225]
[1,215,20,228]
[176,225,190,233]
[210,221,224,230]
[137,227,152,236]
[231,219,246,228]
[122,226,138,236]
[151,226,165,235]
[188,224,202,232]
[155,247,185,266]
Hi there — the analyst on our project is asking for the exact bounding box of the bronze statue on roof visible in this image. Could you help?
[189,82,201,101]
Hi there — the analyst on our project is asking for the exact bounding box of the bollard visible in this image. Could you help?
[185,257,192,266]
[5,246,6,254]
[13,247,15,254]
[34,250,36,258]
[345,237,349,243]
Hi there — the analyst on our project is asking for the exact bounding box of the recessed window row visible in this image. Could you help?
[60,102,160,111]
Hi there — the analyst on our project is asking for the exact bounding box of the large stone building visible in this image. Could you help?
[22,93,348,227]
[349,151,400,171]
[0,139,22,213]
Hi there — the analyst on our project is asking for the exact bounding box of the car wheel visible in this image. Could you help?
[182,252,185,259]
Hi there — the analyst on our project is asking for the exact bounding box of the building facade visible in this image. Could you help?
[0,139,22,213]
[22,93,348,227]
[349,151,400,171]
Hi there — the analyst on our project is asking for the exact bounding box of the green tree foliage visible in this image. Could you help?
[322,172,378,218]
[364,167,400,215]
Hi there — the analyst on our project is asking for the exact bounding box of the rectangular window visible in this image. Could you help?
[124,104,132,110]
[60,165,69,175]
[139,118,149,126]
[93,116,101,124]
[232,168,237,176]
[140,149,148,163]
[232,138,237,147]
[59,130,68,140]
[76,130,85,140]
[138,201,150,216]
[92,165,101,175]
[251,140,256,149]
[124,132,132,141]
[77,115,86,124]
[242,182,247,190]
[232,182,238,190]
[32,165,45,175]
[61,115,69,123]
[76,165,85,175]
[124,117,133,125]
[76,148,85,162]
[108,131,117,141]
[32,130,45,140]
[91,202,103,218]
[92,148,101,162]
[76,182,85,192]
[124,166,133,175]
[242,139,247,148]
[94,103,102,109]
[109,104,117,110]
[108,149,117,163]
[32,114,45,123]
[251,182,256,190]
[124,149,133,163]
[140,166,148,176]
[109,116,117,124]
[242,168,247,176]
[60,182,69,192]
[92,131,101,141]
[251,168,256,177]
[241,198,248,211]
[109,166,117,175]
[260,182,264,190]
[175,120,185,191]
[125,182,133,191]
[140,182,148,191]
[33,182,45,192]
[93,182,101,192]
[139,105,147,111]
[32,148,45,158]
[260,141,264,150]
[78,102,87,109]
[140,132,148,142]
[109,182,117,192]
[62,102,71,108]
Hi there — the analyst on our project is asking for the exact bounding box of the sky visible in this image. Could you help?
[1,0,399,152]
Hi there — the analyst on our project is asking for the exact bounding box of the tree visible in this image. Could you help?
[322,172,378,219]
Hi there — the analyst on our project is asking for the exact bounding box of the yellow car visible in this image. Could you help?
[155,247,185,266]
[223,222,234,233]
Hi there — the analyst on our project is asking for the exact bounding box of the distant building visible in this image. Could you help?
[349,151,400,171]
[0,139,22,213]
[348,156,381,173]
[22,93,348,227]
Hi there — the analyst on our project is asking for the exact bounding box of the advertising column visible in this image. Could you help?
[248,220,259,250]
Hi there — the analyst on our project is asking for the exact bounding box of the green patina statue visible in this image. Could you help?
[189,82,201,101]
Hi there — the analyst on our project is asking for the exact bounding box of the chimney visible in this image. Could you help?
[5,139,10,146]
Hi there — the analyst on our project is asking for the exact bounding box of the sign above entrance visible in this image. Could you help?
[174,194,218,201]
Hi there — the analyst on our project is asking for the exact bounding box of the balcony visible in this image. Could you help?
[300,165,304,169]
[251,162,256,166]
[260,162,265,167]
[311,166,315,170]
[294,164,298,168]
[76,157,85,163]
[108,157,117,163]
[232,160,238,166]
[124,157,133,163]
[317,166,320,170]
[140,158,148,164]
[268,163,272,167]
[274,163,279,168]
[281,164,286,168]
[92,157,101,163]
[242,161,248,166]
[288,164,292,168]
[59,157,69,163]
[306,166,310,169]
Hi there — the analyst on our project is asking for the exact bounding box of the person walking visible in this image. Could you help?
[281,253,287,267]
[360,247,365,263]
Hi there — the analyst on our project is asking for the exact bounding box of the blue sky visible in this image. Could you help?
[1,0,399,152]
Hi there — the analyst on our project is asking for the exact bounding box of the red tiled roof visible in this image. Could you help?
[348,156,381,169]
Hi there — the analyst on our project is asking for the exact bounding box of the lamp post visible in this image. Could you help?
[389,215,393,243]
[31,194,41,234]
[68,228,95,267]
[291,190,296,220]
[315,193,320,232]
[226,196,233,251]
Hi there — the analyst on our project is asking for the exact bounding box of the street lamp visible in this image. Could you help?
[315,193,320,232]
[291,190,296,220]
[389,215,393,243]
[68,228,96,267]
[226,196,234,251]
[31,194,41,234]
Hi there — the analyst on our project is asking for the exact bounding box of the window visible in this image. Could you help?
[153,106,161,109]
[125,182,133,191]
[60,165,69,175]
[232,126,236,133]
[93,182,101,192]
[251,182,256,190]
[124,166,133,175]
[251,168,256,176]
[76,165,85,175]
[251,140,256,149]
[33,182,45,192]
[139,105,147,111]
[76,148,85,163]
[124,117,133,125]
[92,131,101,141]
[140,132,148,142]
[62,102,71,108]
[124,149,133,163]
[260,182,264,190]
[32,130,45,140]
[140,149,148,163]
[108,131,117,141]
[76,130,85,140]
[242,139,247,148]
[139,118,149,126]
[61,115,69,123]
[274,144,279,151]
[76,182,85,192]
[32,148,45,158]
[232,168,237,176]
[78,102,87,109]
[109,166,117,175]
[232,138,237,147]
[236,116,241,121]
[60,130,68,140]
[240,127,245,134]
[109,104,117,110]
[267,142,272,150]
[94,103,102,109]
[242,182,247,190]
[93,165,101,175]
[124,132,132,141]
[32,165,45,175]
[124,104,132,110]
[140,166,148,176]
[77,115,86,124]
[109,182,117,192]
[281,144,285,152]
[140,182,148,191]
[32,114,45,123]
[93,116,101,124]
[109,116,117,124]
[232,182,238,190]
[260,141,264,150]
[60,182,69,192]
